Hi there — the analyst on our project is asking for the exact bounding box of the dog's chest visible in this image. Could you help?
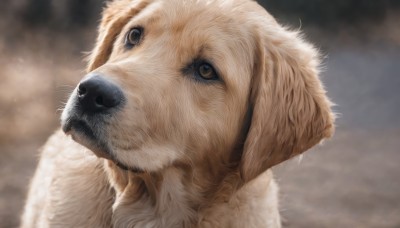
[112,171,198,227]
[112,197,196,227]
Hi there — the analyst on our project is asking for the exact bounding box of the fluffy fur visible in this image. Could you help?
[21,0,334,227]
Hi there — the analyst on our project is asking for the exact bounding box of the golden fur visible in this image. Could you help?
[21,0,334,227]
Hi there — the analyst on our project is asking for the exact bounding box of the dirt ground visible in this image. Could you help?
[1,13,400,228]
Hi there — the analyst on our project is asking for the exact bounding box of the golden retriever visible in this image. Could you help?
[21,0,334,227]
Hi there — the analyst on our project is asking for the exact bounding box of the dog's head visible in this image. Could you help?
[62,0,334,182]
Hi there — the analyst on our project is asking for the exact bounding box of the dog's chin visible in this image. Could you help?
[62,118,144,173]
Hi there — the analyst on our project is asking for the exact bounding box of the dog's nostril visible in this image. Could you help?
[78,85,87,96]
[95,96,104,106]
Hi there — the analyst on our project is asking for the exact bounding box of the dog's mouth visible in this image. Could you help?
[62,117,144,173]
[63,117,113,160]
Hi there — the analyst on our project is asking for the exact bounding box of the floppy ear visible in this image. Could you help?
[87,0,149,72]
[240,24,335,182]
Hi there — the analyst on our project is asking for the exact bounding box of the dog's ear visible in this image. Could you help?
[87,0,149,72]
[239,22,335,182]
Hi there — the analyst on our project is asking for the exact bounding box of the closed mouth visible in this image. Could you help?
[62,117,113,160]
[62,116,144,173]
[63,118,96,140]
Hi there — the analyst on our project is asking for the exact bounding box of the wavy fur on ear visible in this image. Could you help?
[87,0,150,72]
[240,22,335,182]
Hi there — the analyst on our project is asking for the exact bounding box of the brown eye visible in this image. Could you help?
[182,59,220,83]
[198,63,216,80]
[125,27,143,47]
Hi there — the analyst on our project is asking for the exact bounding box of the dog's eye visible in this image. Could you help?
[196,63,218,80]
[182,59,220,83]
[198,63,215,80]
[125,27,143,48]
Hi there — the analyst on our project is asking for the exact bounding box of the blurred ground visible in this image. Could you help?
[0,2,400,228]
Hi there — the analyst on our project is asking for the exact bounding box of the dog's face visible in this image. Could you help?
[62,0,334,182]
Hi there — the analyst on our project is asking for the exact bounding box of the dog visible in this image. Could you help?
[21,0,334,227]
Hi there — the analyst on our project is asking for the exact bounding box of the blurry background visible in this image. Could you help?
[0,0,399,227]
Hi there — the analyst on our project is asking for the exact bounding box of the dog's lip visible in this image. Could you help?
[62,117,144,173]
[63,115,99,136]
[62,117,94,139]
[62,119,73,133]
[62,118,113,160]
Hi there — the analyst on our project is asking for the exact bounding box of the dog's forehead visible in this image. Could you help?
[132,0,253,30]
[134,0,257,65]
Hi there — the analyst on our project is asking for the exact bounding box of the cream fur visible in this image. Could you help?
[21,0,334,227]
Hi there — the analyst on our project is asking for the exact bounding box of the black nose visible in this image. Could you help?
[77,74,124,114]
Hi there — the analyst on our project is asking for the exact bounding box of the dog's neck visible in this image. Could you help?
[104,155,244,227]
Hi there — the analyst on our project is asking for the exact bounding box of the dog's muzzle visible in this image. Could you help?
[61,73,125,160]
